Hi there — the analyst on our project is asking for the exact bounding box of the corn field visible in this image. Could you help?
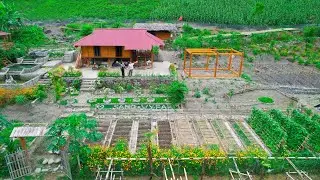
[7,0,320,25]
[151,0,320,25]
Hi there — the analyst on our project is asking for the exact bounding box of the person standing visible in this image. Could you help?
[120,61,125,78]
[128,61,138,77]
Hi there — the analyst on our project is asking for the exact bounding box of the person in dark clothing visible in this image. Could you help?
[120,61,125,78]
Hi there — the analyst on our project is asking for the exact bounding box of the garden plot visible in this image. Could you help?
[231,120,272,155]
[230,89,296,110]
[136,120,151,149]
[110,118,133,146]
[253,62,320,89]
[157,121,172,148]
[207,118,243,154]
[172,115,199,146]
[188,115,220,146]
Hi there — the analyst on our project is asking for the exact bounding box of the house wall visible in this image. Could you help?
[151,31,171,40]
[81,46,132,59]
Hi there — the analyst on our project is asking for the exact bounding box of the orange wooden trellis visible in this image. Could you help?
[183,48,244,78]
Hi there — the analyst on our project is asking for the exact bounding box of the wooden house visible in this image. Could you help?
[74,29,164,68]
[133,23,178,41]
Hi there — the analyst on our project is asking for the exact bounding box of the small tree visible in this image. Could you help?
[46,113,103,169]
[48,66,66,101]
[166,81,189,108]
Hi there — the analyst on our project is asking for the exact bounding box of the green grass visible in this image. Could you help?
[258,96,274,104]
[5,0,320,25]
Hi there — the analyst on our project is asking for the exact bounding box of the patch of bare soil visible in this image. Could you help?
[0,102,63,123]
[183,78,296,115]
[251,58,320,88]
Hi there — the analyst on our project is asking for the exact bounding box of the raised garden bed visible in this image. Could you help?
[88,97,168,105]
[88,97,171,110]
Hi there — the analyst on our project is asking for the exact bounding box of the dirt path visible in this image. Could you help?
[189,28,299,39]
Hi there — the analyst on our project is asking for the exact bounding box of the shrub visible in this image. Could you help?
[80,24,94,36]
[258,96,274,104]
[98,71,120,77]
[202,87,210,95]
[241,73,252,82]
[152,46,159,55]
[63,67,82,77]
[169,63,177,76]
[34,85,47,101]
[315,62,320,70]
[125,84,134,92]
[303,26,320,37]
[71,79,81,90]
[167,81,189,107]
[193,90,201,98]
[15,95,26,105]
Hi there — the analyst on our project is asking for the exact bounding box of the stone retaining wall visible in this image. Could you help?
[96,76,174,88]
[0,75,40,89]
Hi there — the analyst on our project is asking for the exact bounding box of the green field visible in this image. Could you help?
[5,0,320,25]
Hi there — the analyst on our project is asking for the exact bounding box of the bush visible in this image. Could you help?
[98,71,120,77]
[15,95,26,104]
[258,96,274,104]
[241,73,252,82]
[34,85,47,101]
[303,26,320,37]
[80,24,94,36]
[169,63,177,76]
[167,81,189,107]
[193,90,201,98]
[315,62,320,70]
[63,70,82,77]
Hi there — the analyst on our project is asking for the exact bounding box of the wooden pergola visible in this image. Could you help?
[183,48,244,78]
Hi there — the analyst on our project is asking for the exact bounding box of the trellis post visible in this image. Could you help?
[238,53,244,77]
[189,53,193,77]
[214,54,219,77]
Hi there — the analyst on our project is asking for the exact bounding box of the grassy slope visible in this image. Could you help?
[6,0,160,21]
[5,0,320,25]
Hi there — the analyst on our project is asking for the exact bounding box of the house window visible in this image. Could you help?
[94,46,100,57]
[116,46,122,57]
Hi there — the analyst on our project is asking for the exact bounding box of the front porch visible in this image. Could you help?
[63,61,171,79]
[76,50,156,70]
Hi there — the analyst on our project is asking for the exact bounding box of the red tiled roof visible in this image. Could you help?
[0,31,10,36]
[74,28,164,50]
